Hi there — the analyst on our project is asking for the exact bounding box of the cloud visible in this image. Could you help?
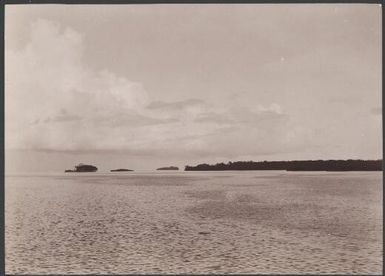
[5,18,295,159]
[41,108,82,123]
[256,103,282,114]
[194,112,233,124]
[6,19,150,150]
[144,98,212,123]
[147,99,204,110]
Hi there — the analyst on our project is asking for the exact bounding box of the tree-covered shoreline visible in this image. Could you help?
[185,159,383,171]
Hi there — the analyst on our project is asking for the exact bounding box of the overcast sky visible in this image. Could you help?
[5,4,382,172]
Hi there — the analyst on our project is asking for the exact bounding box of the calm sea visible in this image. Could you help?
[5,171,383,274]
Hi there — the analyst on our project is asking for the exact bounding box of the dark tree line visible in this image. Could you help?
[185,159,383,171]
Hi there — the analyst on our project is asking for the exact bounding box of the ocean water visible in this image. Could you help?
[5,171,383,274]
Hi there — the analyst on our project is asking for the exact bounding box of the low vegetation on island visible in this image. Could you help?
[65,164,98,172]
[185,159,382,171]
[157,166,179,170]
[110,169,134,172]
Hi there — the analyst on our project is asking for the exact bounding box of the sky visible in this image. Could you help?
[5,4,382,173]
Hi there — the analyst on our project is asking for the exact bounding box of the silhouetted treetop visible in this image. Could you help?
[185,159,382,171]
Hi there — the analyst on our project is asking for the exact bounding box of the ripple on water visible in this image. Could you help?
[5,172,382,274]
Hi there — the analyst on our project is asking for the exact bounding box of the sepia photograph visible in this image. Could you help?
[4,2,383,274]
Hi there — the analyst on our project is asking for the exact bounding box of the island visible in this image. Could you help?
[65,163,98,172]
[110,169,134,172]
[185,159,382,172]
[157,166,179,170]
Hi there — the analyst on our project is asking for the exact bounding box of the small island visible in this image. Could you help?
[65,163,98,172]
[157,166,179,171]
[110,169,134,172]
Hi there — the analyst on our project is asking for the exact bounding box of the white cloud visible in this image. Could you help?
[6,19,149,151]
[5,19,297,158]
[256,103,282,114]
